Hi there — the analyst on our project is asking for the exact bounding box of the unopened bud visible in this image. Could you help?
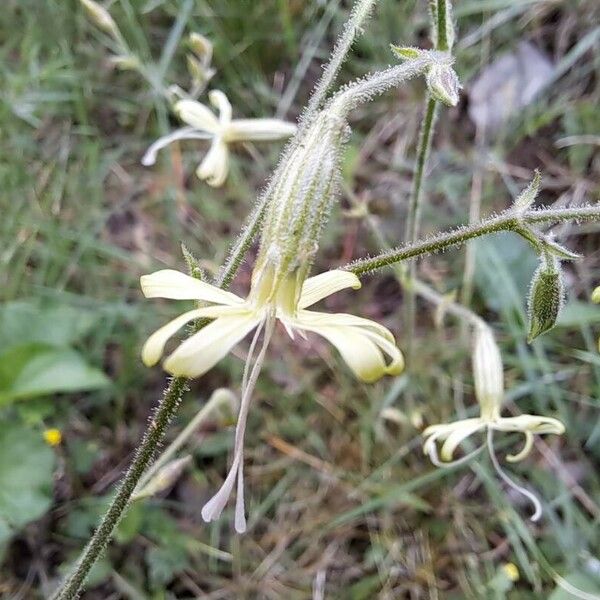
[472,324,503,421]
[527,256,564,343]
[188,33,213,64]
[426,62,460,106]
[80,0,119,38]
[592,286,600,304]
[186,55,215,87]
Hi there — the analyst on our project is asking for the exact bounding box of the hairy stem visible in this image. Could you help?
[53,193,265,597]
[52,377,189,600]
[346,206,600,276]
[302,0,377,125]
[404,0,452,364]
[404,95,438,361]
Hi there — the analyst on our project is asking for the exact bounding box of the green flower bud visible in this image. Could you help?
[591,286,600,304]
[527,256,564,343]
[426,62,460,107]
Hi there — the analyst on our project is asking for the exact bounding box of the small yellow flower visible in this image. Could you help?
[502,563,520,582]
[142,90,296,187]
[44,428,62,447]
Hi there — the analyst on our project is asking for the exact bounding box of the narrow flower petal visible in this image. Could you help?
[209,90,232,125]
[298,270,362,309]
[440,421,485,461]
[142,305,239,367]
[141,127,212,166]
[201,452,241,524]
[297,310,395,343]
[197,139,229,187]
[224,119,297,142]
[141,269,244,305]
[295,311,403,382]
[493,415,565,435]
[175,99,220,132]
[164,313,260,378]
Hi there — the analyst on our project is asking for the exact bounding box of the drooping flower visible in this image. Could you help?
[141,267,403,382]
[142,90,296,187]
[141,266,403,531]
[422,323,564,520]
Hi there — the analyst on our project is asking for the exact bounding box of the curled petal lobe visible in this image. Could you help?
[197,139,229,187]
[299,270,361,309]
[175,99,220,133]
[140,269,244,305]
[164,313,261,378]
[141,305,241,367]
[505,431,534,463]
[295,311,403,382]
[224,119,297,143]
[209,90,232,125]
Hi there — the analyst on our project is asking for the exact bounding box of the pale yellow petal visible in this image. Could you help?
[493,415,565,435]
[197,139,229,187]
[505,431,534,463]
[224,119,297,142]
[298,270,361,309]
[164,313,260,378]
[296,310,395,342]
[140,269,243,305]
[142,305,240,367]
[440,421,485,461]
[294,311,403,382]
[175,99,220,132]
[209,90,232,125]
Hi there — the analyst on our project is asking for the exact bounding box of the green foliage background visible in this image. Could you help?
[0,0,599,597]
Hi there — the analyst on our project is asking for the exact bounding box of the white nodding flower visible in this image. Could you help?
[142,90,297,187]
[422,323,564,521]
[141,265,403,532]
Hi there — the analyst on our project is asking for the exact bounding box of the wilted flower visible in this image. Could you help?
[142,90,296,186]
[422,324,564,520]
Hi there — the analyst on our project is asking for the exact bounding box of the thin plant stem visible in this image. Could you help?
[404,95,438,361]
[346,205,600,276]
[52,376,188,600]
[404,0,451,363]
[302,0,377,126]
[53,184,268,598]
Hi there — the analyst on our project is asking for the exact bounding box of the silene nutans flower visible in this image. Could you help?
[422,323,564,520]
[141,102,405,532]
[142,89,297,187]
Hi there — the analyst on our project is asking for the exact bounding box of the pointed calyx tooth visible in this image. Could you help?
[513,170,541,213]
[527,255,564,343]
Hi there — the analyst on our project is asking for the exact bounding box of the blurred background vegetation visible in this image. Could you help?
[1,0,599,597]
